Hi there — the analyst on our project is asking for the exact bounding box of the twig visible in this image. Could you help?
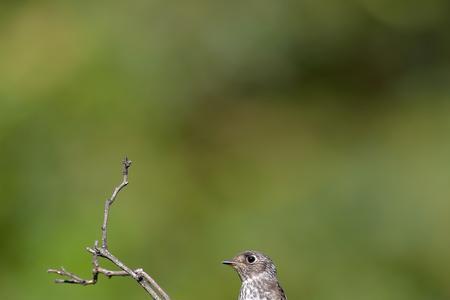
[102,157,131,249]
[48,157,170,300]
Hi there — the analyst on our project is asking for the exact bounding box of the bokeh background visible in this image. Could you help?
[1,1,450,300]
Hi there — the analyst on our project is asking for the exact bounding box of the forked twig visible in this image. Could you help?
[48,157,170,300]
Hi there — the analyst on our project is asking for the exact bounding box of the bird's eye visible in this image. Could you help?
[246,255,257,264]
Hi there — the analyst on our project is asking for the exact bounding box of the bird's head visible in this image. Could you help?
[223,250,277,281]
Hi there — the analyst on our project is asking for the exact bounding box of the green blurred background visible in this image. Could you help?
[1,1,450,299]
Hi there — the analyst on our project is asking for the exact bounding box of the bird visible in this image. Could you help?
[223,250,287,300]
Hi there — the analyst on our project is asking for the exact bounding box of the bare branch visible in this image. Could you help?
[48,267,95,285]
[136,269,172,300]
[102,156,131,249]
[48,157,170,300]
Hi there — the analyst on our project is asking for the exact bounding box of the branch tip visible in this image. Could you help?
[122,157,132,175]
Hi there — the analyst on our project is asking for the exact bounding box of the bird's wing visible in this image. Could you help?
[277,283,287,300]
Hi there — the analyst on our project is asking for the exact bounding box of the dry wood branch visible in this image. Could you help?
[48,157,170,300]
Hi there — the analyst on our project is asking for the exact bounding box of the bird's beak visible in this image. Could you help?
[222,260,235,265]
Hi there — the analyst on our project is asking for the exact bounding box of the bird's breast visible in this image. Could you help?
[239,278,283,300]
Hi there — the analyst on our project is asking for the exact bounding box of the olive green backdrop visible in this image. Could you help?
[1,1,450,300]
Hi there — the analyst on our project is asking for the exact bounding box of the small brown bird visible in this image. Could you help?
[223,250,287,300]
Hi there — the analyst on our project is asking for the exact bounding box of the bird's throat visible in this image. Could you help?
[239,276,279,300]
